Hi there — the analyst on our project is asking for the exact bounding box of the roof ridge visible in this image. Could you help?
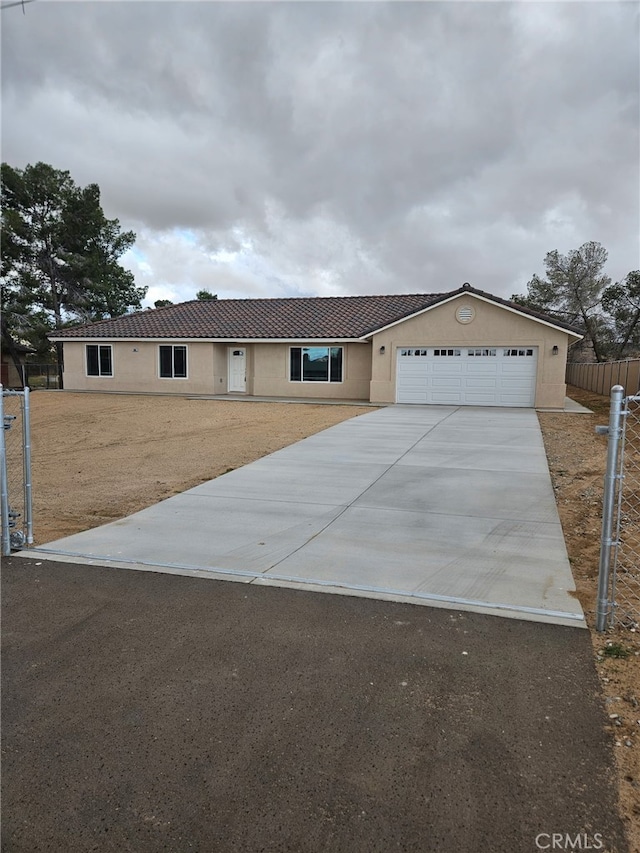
[167,292,443,304]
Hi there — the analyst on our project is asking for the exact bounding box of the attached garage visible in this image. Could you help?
[369,285,582,408]
[396,346,538,407]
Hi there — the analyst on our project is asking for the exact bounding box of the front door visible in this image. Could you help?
[228,348,246,393]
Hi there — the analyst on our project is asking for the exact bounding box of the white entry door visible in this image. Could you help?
[228,348,246,393]
[396,346,538,406]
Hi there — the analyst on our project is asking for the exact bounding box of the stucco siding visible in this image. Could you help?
[369,294,571,408]
[62,341,217,395]
[61,339,372,399]
[252,342,371,399]
[213,344,229,393]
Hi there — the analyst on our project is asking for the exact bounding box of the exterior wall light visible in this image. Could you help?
[552,345,559,355]
[379,345,386,354]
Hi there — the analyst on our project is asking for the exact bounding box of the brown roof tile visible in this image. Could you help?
[51,293,446,340]
[50,286,583,340]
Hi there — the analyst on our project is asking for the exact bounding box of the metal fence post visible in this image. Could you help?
[0,386,10,557]
[22,387,33,545]
[596,385,625,631]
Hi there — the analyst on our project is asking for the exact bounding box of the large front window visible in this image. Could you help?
[159,345,187,378]
[86,345,112,377]
[290,346,343,383]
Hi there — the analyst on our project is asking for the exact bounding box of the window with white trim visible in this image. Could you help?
[434,348,461,356]
[468,348,496,357]
[159,345,187,378]
[503,348,534,357]
[86,344,113,377]
[400,349,428,356]
[290,347,343,382]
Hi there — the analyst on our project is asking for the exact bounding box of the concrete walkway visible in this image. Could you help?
[25,406,585,627]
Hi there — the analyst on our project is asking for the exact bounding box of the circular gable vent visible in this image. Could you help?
[456,305,475,324]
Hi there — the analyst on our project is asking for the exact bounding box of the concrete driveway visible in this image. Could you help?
[24,405,584,627]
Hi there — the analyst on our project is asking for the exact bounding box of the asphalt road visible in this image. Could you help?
[1,556,627,853]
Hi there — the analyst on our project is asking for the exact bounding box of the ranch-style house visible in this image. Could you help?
[50,283,582,408]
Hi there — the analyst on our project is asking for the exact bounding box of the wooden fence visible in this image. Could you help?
[566,359,640,397]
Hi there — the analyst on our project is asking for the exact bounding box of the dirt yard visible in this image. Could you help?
[21,389,640,846]
[539,386,639,849]
[30,393,371,543]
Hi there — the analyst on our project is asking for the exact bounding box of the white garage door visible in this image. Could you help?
[396,346,538,407]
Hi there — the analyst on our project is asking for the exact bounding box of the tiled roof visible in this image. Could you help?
[50,285,583,340]
[51,293,447,340]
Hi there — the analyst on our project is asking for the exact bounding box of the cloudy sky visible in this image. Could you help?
[2,1,638,307]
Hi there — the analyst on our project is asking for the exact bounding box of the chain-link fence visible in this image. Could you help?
[611,394,640,628]
[25,363,60,390]
[596,386,640,630]
[0,386,33,555]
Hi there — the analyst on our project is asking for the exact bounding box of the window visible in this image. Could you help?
[504,348,534,357]
[400,349,428,356]
[159,345,187,378]
[290,347,342,382]
[433,349,461,356]
[468,348,496,357]
[86,345,112,377]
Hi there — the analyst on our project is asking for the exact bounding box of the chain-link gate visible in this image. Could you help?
[596,385,640,630]
[0,385,33,556]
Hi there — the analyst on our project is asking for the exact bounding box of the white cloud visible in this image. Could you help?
[2,0,638,303]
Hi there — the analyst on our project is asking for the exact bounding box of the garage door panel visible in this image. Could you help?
[433,377,462,388]
[466,363,498,375]
[398,391,428,404]
[433,363,463,374]
[431,391,464,404]
[401,365,432,376]
[499,394,534,406]
[465,377,498,389]
[501,366,534,377]
[397,347,537,407]
[500,377,531,389]
[400,374,431,385]
[464,389,495,399]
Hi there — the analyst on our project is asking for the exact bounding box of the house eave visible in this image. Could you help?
[49,336,370,345]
